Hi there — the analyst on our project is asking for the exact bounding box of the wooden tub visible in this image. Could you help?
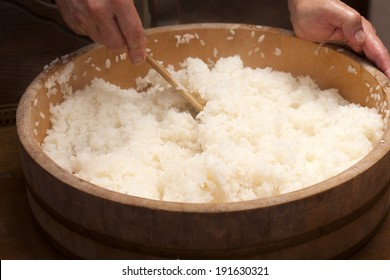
[16,24,390,259]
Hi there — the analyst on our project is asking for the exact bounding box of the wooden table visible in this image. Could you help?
[0,125,389,259]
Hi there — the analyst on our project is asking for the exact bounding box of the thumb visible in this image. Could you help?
[361,18,390,78]
[335,3,365,52]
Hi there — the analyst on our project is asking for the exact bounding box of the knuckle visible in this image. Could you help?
[129,28,145,44]
[122,25,145,49]
[131,29,144,41]
[363,19,377,34]
[346,9,362,25]
[86,0,105,15]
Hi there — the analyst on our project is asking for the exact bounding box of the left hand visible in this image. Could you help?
[288,0,390,78]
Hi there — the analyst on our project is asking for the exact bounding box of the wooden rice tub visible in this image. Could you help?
[16,24,390,259]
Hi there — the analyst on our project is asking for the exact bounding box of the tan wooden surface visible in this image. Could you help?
[0,125,389,259]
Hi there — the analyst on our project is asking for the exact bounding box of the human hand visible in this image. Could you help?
[56,0,146,65]
[288,0,390,78]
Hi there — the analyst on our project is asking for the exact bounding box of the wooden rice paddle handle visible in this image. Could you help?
[145,54,205,112]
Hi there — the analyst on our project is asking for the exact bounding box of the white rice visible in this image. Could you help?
[258,34,265,43]
[347,65,358,75]
[105,59,111,69]
[42,56,385,203]
[274,48,282,56]
[175,33,196,47]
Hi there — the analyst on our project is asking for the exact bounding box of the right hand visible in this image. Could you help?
[56,0,146,65]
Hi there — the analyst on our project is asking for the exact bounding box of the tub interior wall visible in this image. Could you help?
[30,26,390,145]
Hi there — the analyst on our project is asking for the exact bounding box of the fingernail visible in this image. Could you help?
[354,30,365,44]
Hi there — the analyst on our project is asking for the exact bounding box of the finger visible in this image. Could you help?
[324,1,365,52]
[341,11,365,46]
[361,19,390,78]
[113,1,146,65]
[56,0,103,43]
[309,0,363,52]
[86,1,127,50]
[75,11,104,45]
[56,0,81,33]
[85,24,105,46]
[96,18,127,50]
